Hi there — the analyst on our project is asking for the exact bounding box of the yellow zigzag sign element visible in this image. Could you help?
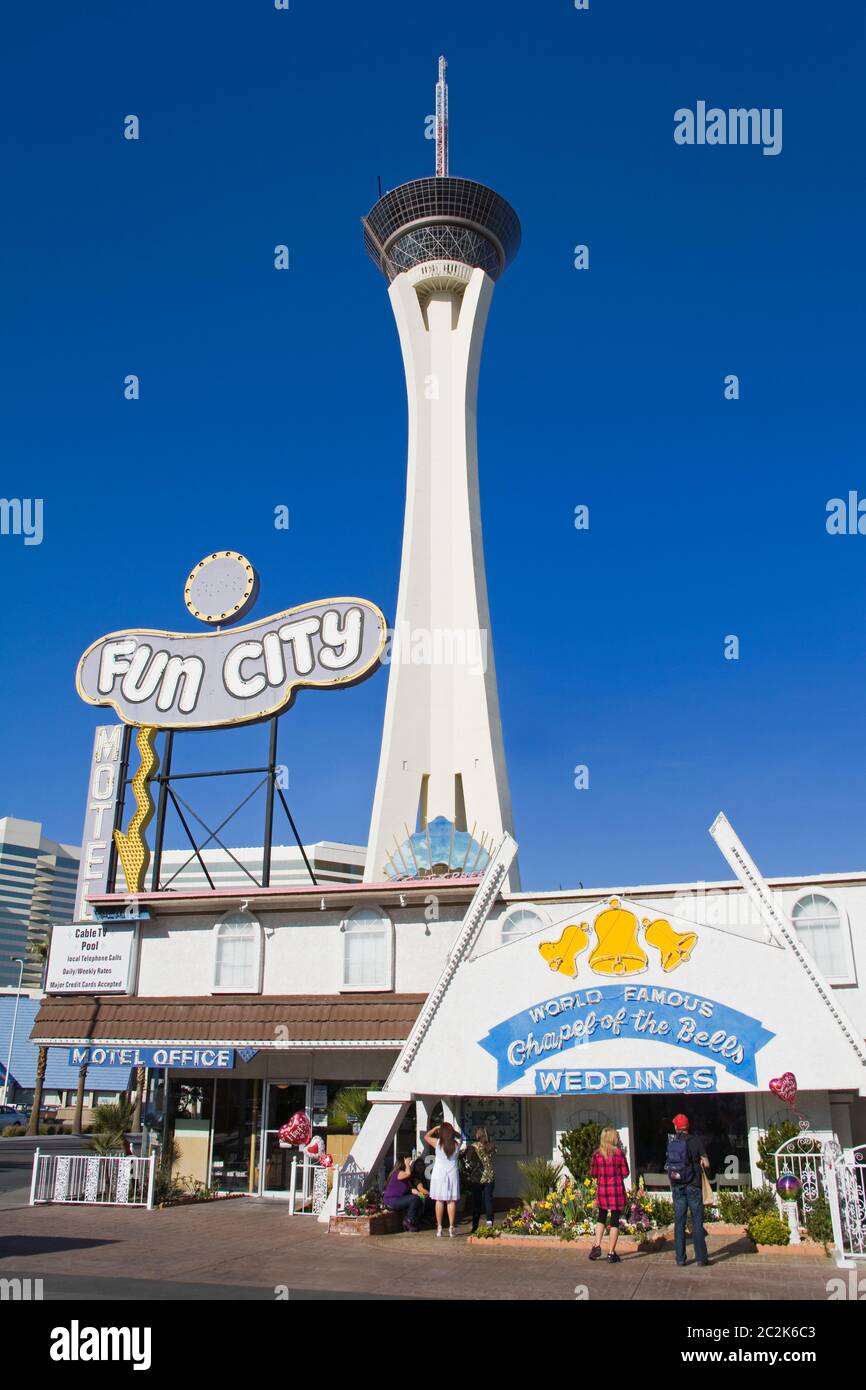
[114,727,159,894]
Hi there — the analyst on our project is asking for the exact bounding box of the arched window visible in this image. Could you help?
[342,907,392,990]
[790,893,849,981]
[213,908,262,993]
[500,906,546,945]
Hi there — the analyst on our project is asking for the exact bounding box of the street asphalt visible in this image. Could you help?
[0,1135,89,1208]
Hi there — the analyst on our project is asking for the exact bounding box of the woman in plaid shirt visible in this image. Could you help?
[588,1128,630,1263]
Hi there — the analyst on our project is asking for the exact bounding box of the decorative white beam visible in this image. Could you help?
[709,812,866,1068]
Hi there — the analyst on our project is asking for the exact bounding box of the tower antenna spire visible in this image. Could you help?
[435,55,448,177]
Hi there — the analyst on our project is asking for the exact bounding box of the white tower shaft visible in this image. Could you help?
[364,265,518,885]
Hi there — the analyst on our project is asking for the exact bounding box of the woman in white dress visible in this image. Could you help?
[424,1122,466,1238]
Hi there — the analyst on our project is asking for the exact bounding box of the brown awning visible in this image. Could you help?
[30,994,426,1047]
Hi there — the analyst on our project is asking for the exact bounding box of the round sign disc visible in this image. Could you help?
[184,551,260,626]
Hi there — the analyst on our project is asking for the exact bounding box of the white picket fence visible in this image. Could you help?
[30,1149,155,1209]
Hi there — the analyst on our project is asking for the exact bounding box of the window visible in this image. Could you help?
[342,907,392,990]
[213,909,262,993]
[500,906,545,945]
[461,1097,523,1144]
[790,893,850,982]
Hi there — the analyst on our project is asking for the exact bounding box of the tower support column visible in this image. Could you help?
[364,264,518,886]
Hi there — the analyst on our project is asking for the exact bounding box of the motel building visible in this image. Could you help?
[29,852,866,1203]
[30,61,866,1208]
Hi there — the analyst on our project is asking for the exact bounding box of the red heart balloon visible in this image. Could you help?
[279,1111,312,1147]
[769,1072,798,1107]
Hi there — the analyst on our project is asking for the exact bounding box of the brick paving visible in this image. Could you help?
[0,1198,839,1301]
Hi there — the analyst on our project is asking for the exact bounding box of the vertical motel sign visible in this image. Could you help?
[73,724,126,922]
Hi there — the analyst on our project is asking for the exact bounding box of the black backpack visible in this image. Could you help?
[664,1134,695,1185]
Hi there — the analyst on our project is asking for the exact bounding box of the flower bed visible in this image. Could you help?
[341,1197,385,1218]
[496,1177,665,1245]
[328,1186,399,1236]
[328,1210,403,1237]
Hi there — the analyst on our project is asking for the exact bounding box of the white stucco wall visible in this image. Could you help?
[134,903,467,997]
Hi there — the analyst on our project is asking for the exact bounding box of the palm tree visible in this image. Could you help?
[327,1084,381,1132]
[90,1097,135,1154]
[27,934,52,991]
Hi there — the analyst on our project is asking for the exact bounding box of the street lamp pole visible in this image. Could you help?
[1,957,25,1107]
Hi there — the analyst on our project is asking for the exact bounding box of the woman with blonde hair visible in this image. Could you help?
[588,1126,629,1263]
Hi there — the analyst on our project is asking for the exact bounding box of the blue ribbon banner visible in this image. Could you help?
[534,1066,719,1096]
[478,984,775,1090]
[68,1046,235,1069]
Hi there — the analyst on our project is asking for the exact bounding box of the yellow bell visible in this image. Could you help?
[644,917,697,972]
[538,924,589,977]
[588,900,647,976]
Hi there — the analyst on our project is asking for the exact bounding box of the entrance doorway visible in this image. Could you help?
[261,1081,309,1198]
[632,1094,750,1188]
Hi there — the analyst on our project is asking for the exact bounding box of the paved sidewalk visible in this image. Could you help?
[0,1199,838,1301]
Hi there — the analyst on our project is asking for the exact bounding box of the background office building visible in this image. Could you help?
[0,817,79,989]
[157,841,366,892]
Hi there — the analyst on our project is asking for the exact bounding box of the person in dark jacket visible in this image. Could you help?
[410,1154,434,1226]
[666,1113,711,1267]
[464,1126,497,1233]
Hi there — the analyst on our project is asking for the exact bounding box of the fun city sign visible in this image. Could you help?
[76,552,387,731]
[72,551,387,896]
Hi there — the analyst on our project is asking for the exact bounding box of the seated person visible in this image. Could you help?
[410,1154,434,1225]
[383,1154,423,1232]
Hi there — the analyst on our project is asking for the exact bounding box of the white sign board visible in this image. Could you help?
[46,921,138,995]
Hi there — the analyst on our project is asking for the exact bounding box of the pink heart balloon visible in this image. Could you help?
[306,1136,324,1158]
[769,1072,798,1107]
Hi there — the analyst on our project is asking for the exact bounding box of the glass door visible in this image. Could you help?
[260,1080,310,1199]
[210,1078,261,1194]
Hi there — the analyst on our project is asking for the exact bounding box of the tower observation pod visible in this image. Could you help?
[362,58,522,887]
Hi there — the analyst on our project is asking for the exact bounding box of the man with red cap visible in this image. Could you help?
[665,1113,711,1267]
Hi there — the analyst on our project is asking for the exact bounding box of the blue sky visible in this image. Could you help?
[1,1,864,891]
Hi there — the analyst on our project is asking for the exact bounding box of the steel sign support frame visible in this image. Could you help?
[104,724,133,902]
[149,730,173,892]
[262,717,278,888]
[107,717,318,896]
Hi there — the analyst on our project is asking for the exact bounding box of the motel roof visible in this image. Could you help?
[30,993,427,1049]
